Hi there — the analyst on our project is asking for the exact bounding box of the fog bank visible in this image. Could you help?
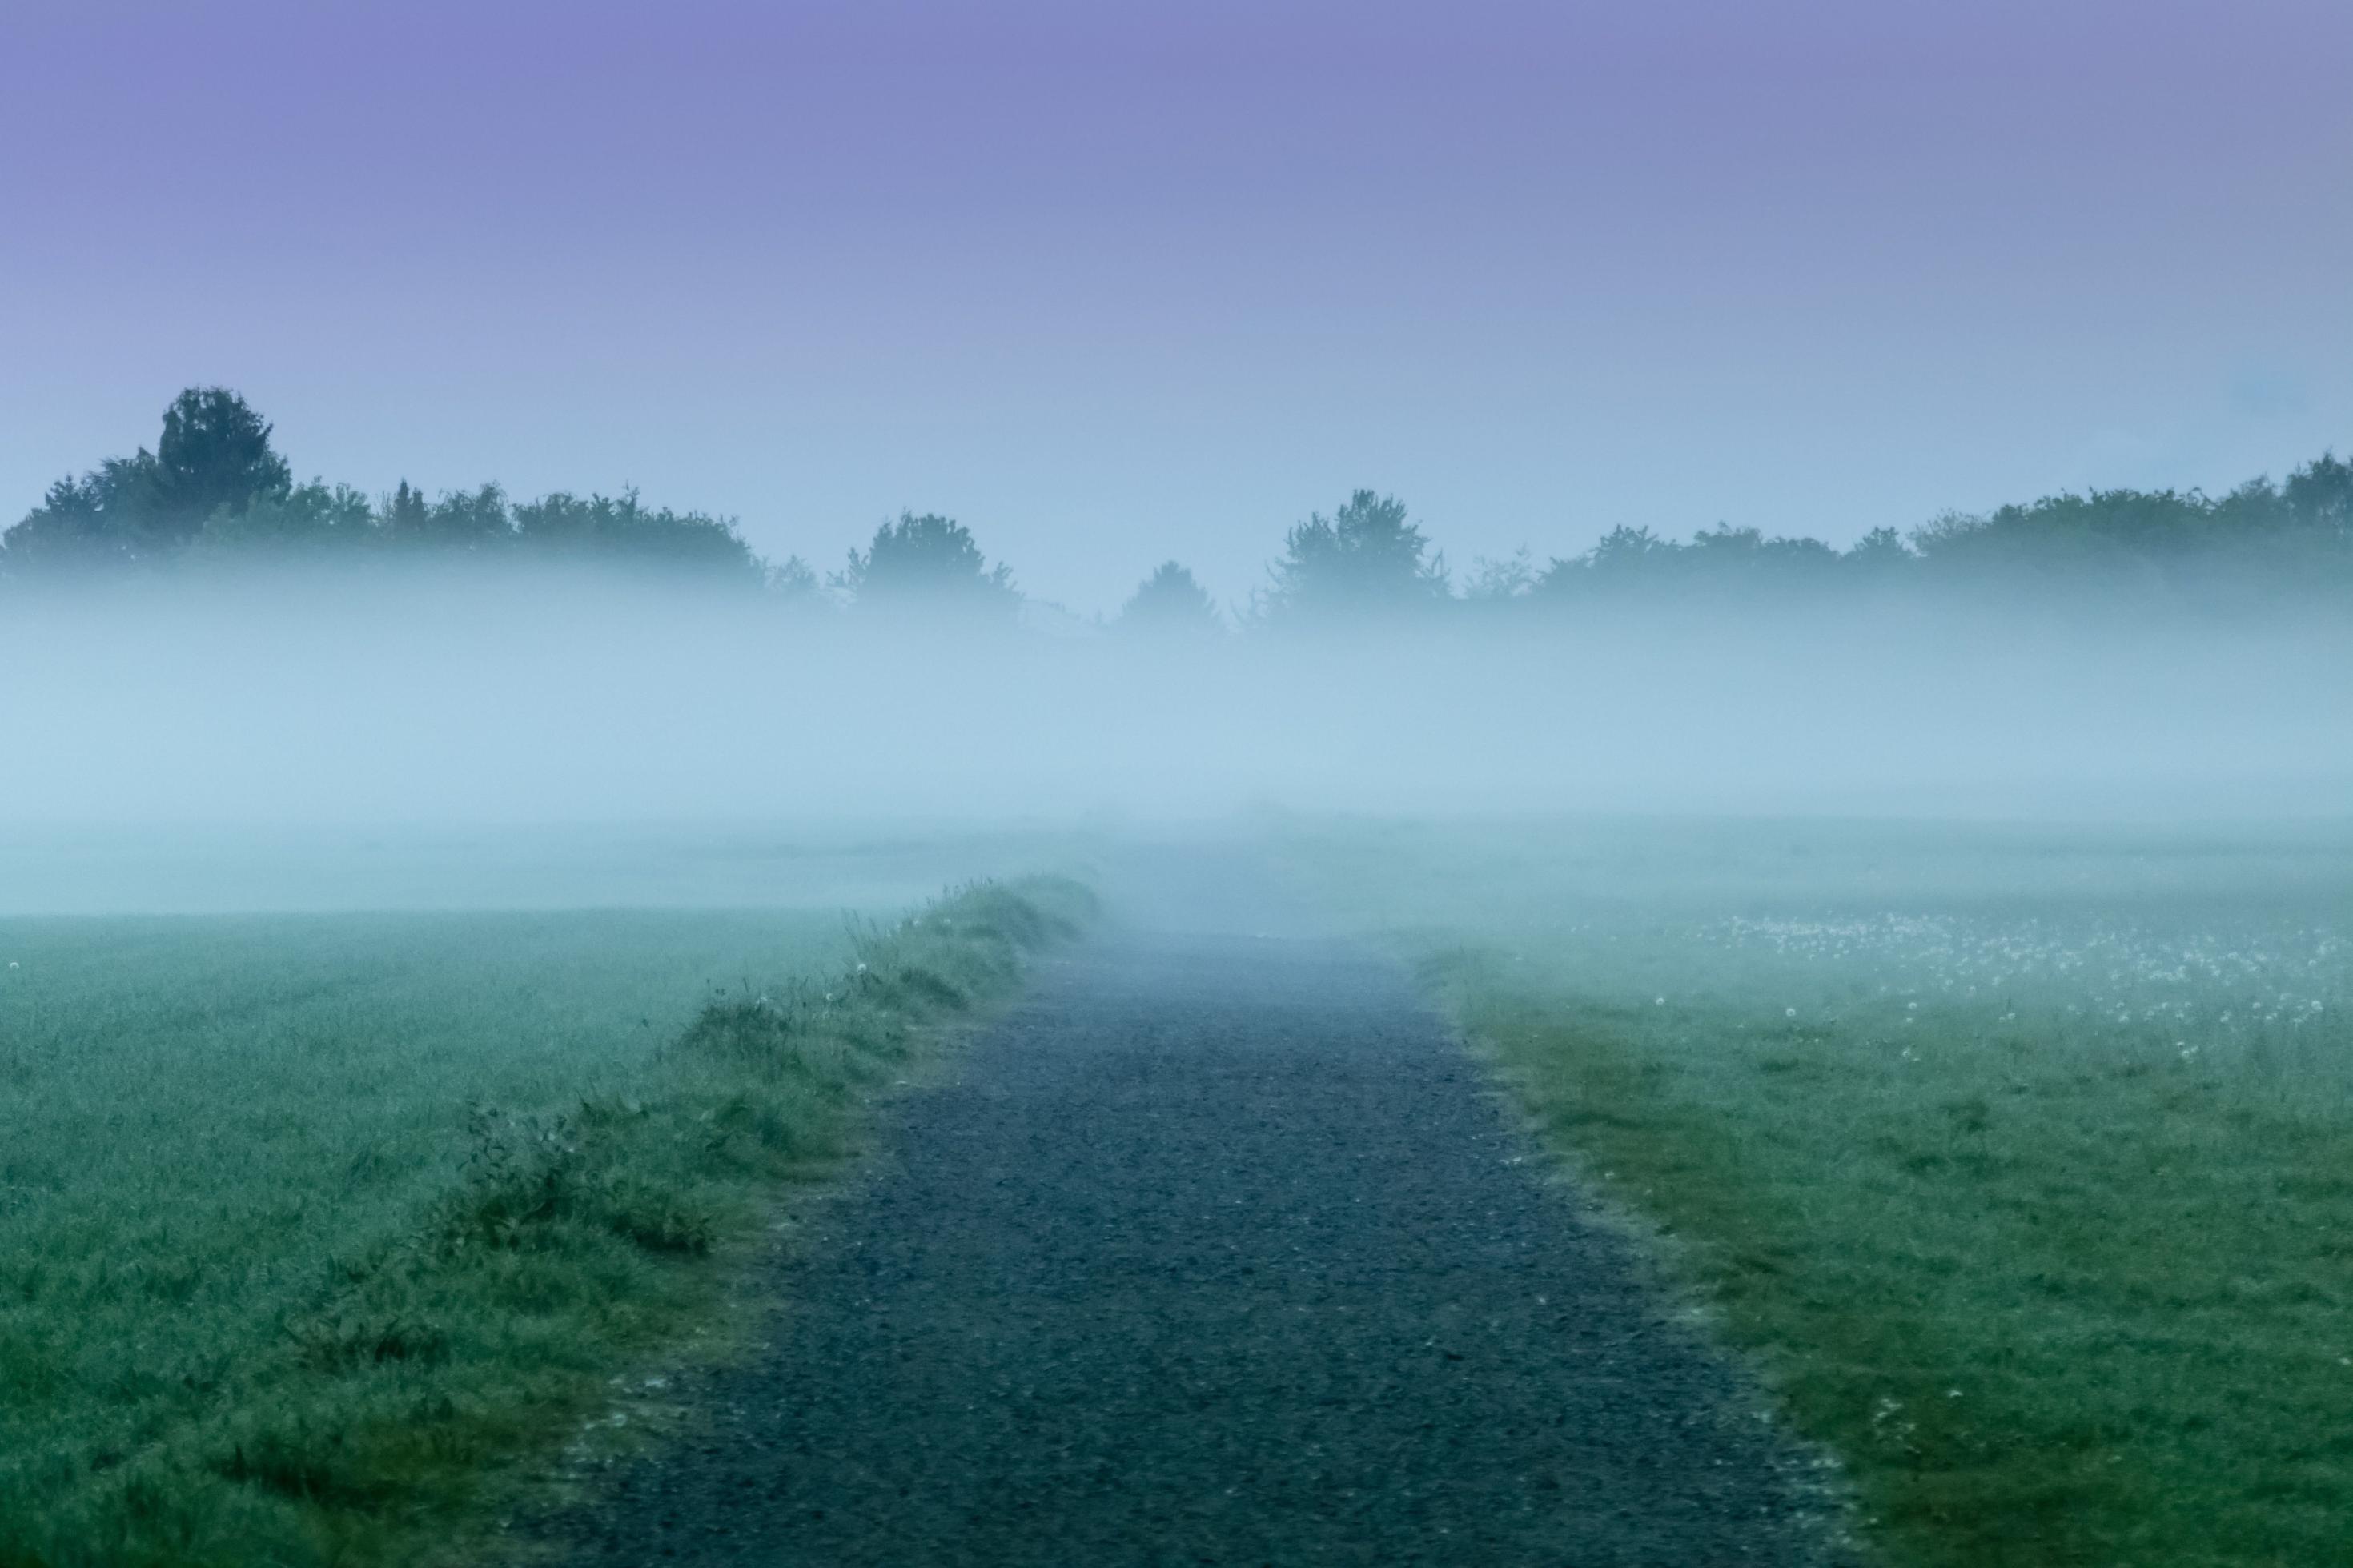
[3,569,2347,838]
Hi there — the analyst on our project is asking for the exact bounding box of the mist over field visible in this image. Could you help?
[4,566,2347,843]
[6,388,2348,928]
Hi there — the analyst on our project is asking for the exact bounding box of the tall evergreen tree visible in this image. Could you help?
[147,387,291,540]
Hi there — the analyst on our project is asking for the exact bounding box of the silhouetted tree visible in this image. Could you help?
[510,490,761,580]
[1262,491,1448,620]
[379,480,431,541]
[1847,526,1911,567]
[1464,547,1537,603]
[0,461,155,573]
[2,388,291,571]
[195,481,375,551]
[766,554,828,610]
[1117,561,1222,634]
[833,511,1018,616]
[1685,524,1834,576]
[2285,451,2353,532]
[6,386,2349,615]
[1582,523,1671,579]
[1911,488,2227,576]
[416,483,514,547]
[1536,525,1668,596]
[147,387,291,542]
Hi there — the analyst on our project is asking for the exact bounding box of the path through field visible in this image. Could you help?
[543,880,1841,1565]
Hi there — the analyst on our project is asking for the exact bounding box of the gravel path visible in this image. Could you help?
[541,927,1843,1566]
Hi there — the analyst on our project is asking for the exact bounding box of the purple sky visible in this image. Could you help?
[5,0,2350,613]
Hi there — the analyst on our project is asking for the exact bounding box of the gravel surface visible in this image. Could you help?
[539,928,1845,1566]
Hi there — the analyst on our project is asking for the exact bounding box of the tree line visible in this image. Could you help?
[6,387,2348,628]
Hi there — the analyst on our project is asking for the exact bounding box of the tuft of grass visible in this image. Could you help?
[1288,819,2353,1567]
[0,876,1091,1568]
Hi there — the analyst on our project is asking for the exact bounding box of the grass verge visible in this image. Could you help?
[1284,818,2353,1566]
[0,876,1092,1568]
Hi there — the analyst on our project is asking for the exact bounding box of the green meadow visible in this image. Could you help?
[1289,818,2353,1566]
[0,880,1089,1567]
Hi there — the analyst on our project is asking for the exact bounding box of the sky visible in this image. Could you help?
[4,0,2350,616]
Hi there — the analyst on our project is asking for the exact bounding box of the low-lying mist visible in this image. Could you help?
[5,563,2347,848]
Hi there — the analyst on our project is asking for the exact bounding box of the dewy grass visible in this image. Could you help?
[0,876,1092,1568]
[1286,818,2353,1567]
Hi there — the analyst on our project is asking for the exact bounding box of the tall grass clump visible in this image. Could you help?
[0,876,1091,1568]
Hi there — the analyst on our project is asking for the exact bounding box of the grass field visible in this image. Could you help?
[1285,817,2353,1566]
[0,879,1090,1567]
